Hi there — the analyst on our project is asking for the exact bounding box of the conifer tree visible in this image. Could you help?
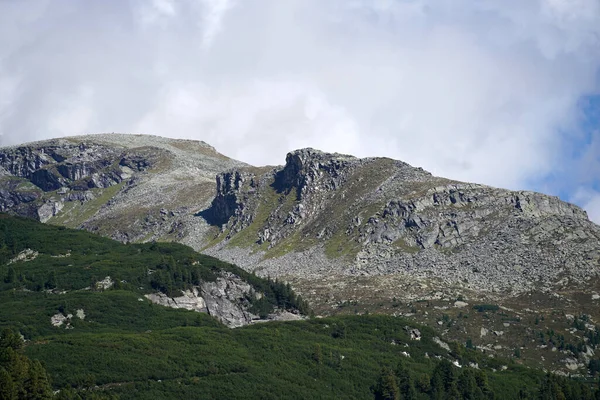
[23,360,53,399]
[4,266,16,284]
[373,368,400,400]
[0,367,17,400]
[395,361,416,400]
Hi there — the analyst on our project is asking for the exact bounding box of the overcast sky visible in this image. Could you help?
[1,0,600,221]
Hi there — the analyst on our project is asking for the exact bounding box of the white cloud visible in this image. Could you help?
[47,85,96,137]
[134,79,362,165]
[572,188,600,224]
[132,0,177,27]
[198,0,234,49]
[0,0,599,216]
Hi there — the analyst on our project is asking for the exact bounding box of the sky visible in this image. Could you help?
[1,0,600,221]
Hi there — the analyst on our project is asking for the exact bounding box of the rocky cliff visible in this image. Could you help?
[0,134,246,241]
[201,148,600,300]
[144,272,257,328]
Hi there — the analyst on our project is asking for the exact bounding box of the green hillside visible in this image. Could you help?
[0,215,597,399]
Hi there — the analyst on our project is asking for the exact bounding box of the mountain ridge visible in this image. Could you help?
[1,133,597,299]
[4,134,600,374]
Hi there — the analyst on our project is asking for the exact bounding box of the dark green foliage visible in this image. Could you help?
[0,328,23,351]
[45,271,57,290]
[1,312,596,399]
[4,266,15,284]
[0,215,599,399]
[473,304,500,313]
[0,214,306,317]
[0,328,53,399]
[590,359,600,376]
[537,373,572,400]
[466,338,474,349]
[246,278,310,318]
[367,355,552,400]
[373,367,400,400]
[0,367,17,400]
[395,361,416,400]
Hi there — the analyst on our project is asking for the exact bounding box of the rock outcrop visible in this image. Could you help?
[0,134,246,243]
[202,148,600,296]
[145,272,259,328]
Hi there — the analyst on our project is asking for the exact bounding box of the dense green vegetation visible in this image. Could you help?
[0,328,53,399]
[0,214,598,399]
[16,315,600,399]
[0,214,307,319]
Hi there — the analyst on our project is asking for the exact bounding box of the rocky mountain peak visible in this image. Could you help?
[277,148,358,200]
[0,134,245,240]
[199,147,600,298]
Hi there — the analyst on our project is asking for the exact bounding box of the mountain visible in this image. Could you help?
[201,147,599,297]
[0,134,245,243]
[2,134,600,375]
[0,216,596,399]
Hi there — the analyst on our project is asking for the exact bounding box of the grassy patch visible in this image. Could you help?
[200,226,229,251]
[392,238,421,254]
[324,230,362,260]
[49,182,126,228]
[227,184,295,249]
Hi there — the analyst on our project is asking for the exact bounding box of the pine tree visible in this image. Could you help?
[4,266,16,284]
[538,373,566,400]
[430,370,445,400]
[312,344,323,365]
[458,369,484,400]
[373,368,400,400]
[466,338,474,349]
[0,367,17,400]
[44,271,57,290]
[415,373,431,394]
[23,360,53,399]
[395,361,416,400]
[0,329,23,351]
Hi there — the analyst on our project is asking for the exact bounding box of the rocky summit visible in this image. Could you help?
[201,148,600,300]
[2,135,600,303]
[0,134,245,244]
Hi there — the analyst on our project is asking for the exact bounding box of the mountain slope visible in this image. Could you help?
[0,214,307,329]
[201,148,600,295]
[0,134,245,244]
[196,148,600,375]
[5,134,594,299]
[3,134,600,375]
[3,215,592,399]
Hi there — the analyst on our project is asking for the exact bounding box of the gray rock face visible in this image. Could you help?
[0,185,40,216]
[0,134,246,244]
[277,148,358,199]
[145,289,208,313]
[144,273,258,328]
[0,142,126,192]
[207,170,259,227]
[202,148,600,296]
[37,201,64,223]
[0,140,134,221]
[199,272,256,328]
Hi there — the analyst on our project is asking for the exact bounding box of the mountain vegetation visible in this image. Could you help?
[3,135,600,397]
[0,214,597,399]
